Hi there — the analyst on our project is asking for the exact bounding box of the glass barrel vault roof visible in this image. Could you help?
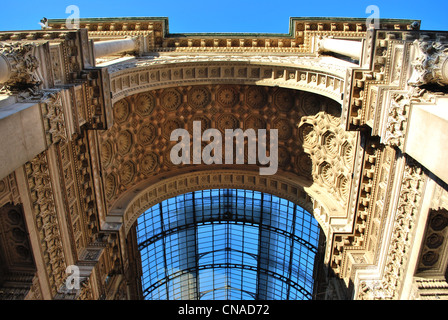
[136,189,320,300]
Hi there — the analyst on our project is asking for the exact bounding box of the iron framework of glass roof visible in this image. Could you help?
[136,189,321,300]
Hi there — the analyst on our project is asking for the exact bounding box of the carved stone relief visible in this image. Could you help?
[25,152,66,296]
[357,160,426,299]
[408,40,448,86]
[98,85,351,221]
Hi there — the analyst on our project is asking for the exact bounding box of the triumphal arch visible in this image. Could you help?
[0,16,448,300]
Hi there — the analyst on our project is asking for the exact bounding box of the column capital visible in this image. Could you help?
[408,40,448,86]
[0,42,40,89]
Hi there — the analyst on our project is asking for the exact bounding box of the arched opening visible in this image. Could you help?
[134,188,324,300]
[98,82,359,300]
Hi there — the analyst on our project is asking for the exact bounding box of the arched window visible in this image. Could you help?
[136,189,321,300]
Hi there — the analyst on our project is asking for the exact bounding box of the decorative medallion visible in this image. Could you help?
[244,115,266,131]
[138,124,157,145]
[101,140,113,167]
[422,251,439,266]
[430,212,448,231]
[246,86,267,108]
[342,142,354,166]
[338,175,350,200]
[217,86,239,107]
[7,208,21,224]
[105,173,117,199]
[300,124,318,147]
[163,118,183,139]
[120,161,136,185]
[302,94,321,115]
[141,152,159,174]
[113,100,130,123]
[161,88,182,112]
[117,130,133,155]
[188,87,211,109]
[135,92,155,116]
[273,118,293,140]
[323,131,339,156]
[426,233,444,249]
[274,89,295,112]
[320,162,334,185]
[217,114,240,133]
[296,153,313,177]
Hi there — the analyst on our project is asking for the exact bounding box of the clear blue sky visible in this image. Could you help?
[0,0,447,33]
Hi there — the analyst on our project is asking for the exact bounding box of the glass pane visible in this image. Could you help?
[137,189,320,300]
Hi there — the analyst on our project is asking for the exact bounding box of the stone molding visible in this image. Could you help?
[107,56,348,105]
[121,168,315,235]
[357,159,426,299]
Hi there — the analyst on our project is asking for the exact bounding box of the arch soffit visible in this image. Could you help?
[118,166,342,238]
[107,58,348,105]
[100,82,360,243]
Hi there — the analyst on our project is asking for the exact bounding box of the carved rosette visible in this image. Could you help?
[113,100,130,123]
[161,88,182,111]
[134,92,155,116]
[216,86,239,107]
[188,86,211,109]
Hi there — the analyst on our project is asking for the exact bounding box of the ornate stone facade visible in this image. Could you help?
[0,16,447,300]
